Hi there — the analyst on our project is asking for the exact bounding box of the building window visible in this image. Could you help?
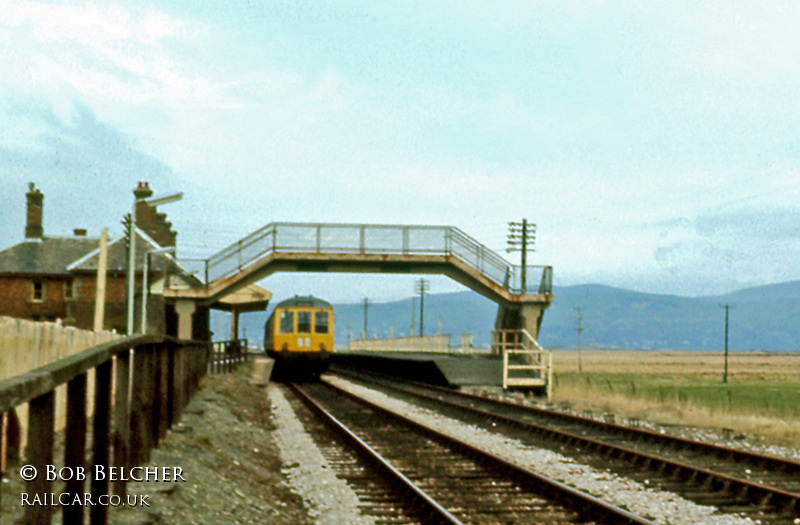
[31,280,44,302]
[65,279,76,300]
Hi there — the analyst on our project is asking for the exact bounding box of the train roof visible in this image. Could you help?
[275,295,333,309]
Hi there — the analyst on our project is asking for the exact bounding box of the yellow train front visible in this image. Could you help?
[264,295,334,379]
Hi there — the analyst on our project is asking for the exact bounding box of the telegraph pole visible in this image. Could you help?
[575,306,584,372]
[720,303,735,383]
[415,279,429,336]
[362,298,370,339]
[507,219,536,292]
[410,296,416,336]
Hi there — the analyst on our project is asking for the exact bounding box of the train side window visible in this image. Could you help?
[315,311,329,334]
[279,311,294,334]
[297,311,311,333]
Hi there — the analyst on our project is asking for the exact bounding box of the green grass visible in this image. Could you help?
[555,373,800,420]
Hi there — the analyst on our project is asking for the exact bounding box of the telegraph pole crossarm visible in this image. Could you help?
[507,218,536,293]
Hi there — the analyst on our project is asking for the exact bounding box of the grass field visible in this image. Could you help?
[550,350,800,447]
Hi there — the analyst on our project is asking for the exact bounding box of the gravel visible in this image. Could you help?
[269,385,376,525]
[104,370,310,525]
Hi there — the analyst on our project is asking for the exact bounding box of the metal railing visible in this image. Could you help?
[492,329,553,399]
[208,339,250,374]
[0,335,209,525]
[179,222,553,295]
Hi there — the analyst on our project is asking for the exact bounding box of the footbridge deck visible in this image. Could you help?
[168,222,551,304]
[165,222,553,339]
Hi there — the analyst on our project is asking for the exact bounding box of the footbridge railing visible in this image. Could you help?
[180,222,552,295]
[0,335,209,524]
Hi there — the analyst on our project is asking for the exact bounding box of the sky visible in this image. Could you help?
[1,0,798,303]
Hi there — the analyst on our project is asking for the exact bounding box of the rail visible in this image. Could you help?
[0,335,209,525]
[492,329,553,398]
[178,222,553,295]
[208,339,250,374]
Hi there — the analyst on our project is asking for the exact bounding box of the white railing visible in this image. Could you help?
[492,329,553,399]
[346,334,452,353]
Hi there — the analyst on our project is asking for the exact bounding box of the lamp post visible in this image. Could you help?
[126,190,183,335]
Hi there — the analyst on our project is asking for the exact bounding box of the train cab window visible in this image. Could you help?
[315,312,329,334]
[297,311,312,333]
[279,311,294,334]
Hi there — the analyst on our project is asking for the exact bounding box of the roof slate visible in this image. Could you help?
[0,232,172,276]
[0,237,101,275]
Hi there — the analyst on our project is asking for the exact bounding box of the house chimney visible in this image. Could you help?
[25,182,44,240]
[133,181,153,201]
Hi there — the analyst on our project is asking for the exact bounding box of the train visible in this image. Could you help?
[264,295,334,378]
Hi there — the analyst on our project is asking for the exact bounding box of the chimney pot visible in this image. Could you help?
[134,181,153,200]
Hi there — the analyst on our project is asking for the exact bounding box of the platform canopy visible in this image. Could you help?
[212,283,271,313]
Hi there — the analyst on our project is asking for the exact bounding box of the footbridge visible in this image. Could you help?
[165,222,553,340]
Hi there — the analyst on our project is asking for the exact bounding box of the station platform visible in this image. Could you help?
[331,351,504,388]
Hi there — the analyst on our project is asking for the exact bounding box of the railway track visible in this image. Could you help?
[287,380,654,524]
[332,368,800,524]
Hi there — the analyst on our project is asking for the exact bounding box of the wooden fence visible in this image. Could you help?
[0,335,209,525]
[0,316,120,381]
[0,317,122,457]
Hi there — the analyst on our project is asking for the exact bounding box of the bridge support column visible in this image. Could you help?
[175,300,196,340]
[230,307,239,340]
[494,300,550,351]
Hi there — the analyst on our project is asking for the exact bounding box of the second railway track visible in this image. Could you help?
[286,380,654,524]
[330,368,800,524]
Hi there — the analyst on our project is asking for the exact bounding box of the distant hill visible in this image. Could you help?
[220,281,800,351]
[540,283,799,351]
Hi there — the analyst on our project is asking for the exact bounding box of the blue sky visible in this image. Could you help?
[1,1,798,302]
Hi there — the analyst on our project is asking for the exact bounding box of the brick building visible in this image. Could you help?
[0,182,200,335]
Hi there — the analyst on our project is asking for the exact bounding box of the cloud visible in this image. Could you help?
[0,100,181,244]
[650,206,800,293]
[0,1,230,111]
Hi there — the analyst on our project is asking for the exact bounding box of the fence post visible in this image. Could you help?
[25,391,55,525]
[64,372,87,525]
[129,349,147,467]
[157,345,170,441]
[113,350,130,498]
[91,359,113,525]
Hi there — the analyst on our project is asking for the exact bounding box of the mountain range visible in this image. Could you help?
[220,281,800,352]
